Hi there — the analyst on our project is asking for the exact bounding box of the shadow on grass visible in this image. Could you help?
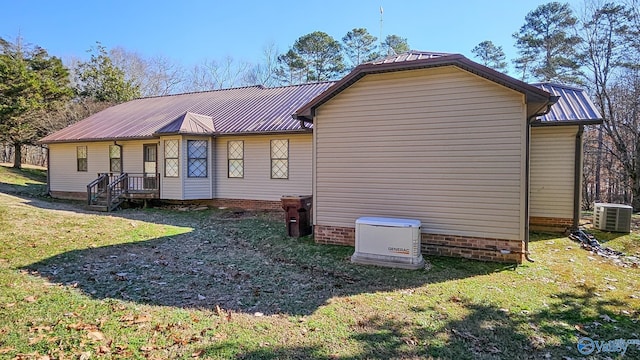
[0,166,48,197]
[21,205,515,316]
[0,164,47,182]
[528,232,563,242]
[212,284,637,359]
[585,228,632,244]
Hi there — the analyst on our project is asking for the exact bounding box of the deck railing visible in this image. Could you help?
[88,173,160,210]
[87,173,109,205]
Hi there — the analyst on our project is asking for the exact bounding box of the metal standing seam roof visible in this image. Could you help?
[531,83,603,125]
[40,82,335,143]
[294,50,554,121]
[156,112,215,135]
[368,50,453,64]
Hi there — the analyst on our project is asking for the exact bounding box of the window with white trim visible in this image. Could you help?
[227,140,244,178]
[187,140,207,177]
[164,140,179,177]
[77,146,87,172]
[270,139,288,179]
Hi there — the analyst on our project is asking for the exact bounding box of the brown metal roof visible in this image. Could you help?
[156,112,215,135]
[531,83,603,126]
[369,50,453,64]
[294,50,553,121]
[40,82,334,143]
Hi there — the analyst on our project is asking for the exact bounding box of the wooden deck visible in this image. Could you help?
[87,173,159,211]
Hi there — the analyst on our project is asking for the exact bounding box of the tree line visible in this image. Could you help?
[472,1,640,210]
[0,29,409,169]
[1,1,639,211]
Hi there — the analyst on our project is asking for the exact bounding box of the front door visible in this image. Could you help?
[143,144,157,190]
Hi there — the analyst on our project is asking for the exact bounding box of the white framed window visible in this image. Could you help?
[164,140,179,177]
[227,140,244,178]
[109,145,121,173]
[270,139,288,179]
[187,140,208,178]
[77,146,87,172]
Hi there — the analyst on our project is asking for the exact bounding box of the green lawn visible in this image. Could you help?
[0,164,639,359]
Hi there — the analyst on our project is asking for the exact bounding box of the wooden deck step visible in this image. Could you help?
[88,204,109,212]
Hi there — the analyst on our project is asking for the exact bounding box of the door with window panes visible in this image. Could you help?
[143,144,157,190]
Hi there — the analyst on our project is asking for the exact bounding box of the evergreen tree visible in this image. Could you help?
[513,2,582,83]
[471,40,508,72]
[294,31,345,82]
[74,43,140,103]
[381,35,410,56]
[0,36,73,168]
[342,28,378,68]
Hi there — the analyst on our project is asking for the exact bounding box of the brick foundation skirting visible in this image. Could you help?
[314,225,356,246]
[48,191,282,211]
[49,191,86,200]
[313,224,525,264]
[208,198,282,210]
[529,216,573,233]
[422,233,524,263]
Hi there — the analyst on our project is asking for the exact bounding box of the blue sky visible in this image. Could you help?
[2,0,584,73]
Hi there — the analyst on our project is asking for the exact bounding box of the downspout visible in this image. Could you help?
[46,145,51,196]
[524,96,560,263]
[572,125,584,232]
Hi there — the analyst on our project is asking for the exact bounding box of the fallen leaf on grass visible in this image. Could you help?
[120,314,135,322]
[403,337,418,346]
[29,325,52,333]
[4,303,15,308]
[28,335,45,345]
[140,345,156,352]
[0,347,14,354]
[191,349,204,358]
[68,322,98,331]
[574,325,589,335]
[79,351,91,360]
[87,331,106,341]
[97,345,110,354]
[599,314,617,322]
[23,295,37,303]
[134,313,151,323]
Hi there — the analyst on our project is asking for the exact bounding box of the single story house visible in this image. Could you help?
[40,51,601,263]
[40,82,333,209]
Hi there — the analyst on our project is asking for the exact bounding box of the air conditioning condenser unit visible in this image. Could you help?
[593,203,633,233]
[351,217,425,270]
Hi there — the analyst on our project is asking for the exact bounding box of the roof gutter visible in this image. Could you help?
[530,119,603,127]
[524,95,560,263]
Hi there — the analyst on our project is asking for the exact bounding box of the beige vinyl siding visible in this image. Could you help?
[530,126,578,219]
[121,140,151,174]
[159,136,182,200]
[48,140,149,193]
[182,136,213,200]
[215,134,312,201]
[314,66,527,240]
[49,142,109,192]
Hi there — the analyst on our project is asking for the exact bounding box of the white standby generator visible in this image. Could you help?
[351,217,425,270]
